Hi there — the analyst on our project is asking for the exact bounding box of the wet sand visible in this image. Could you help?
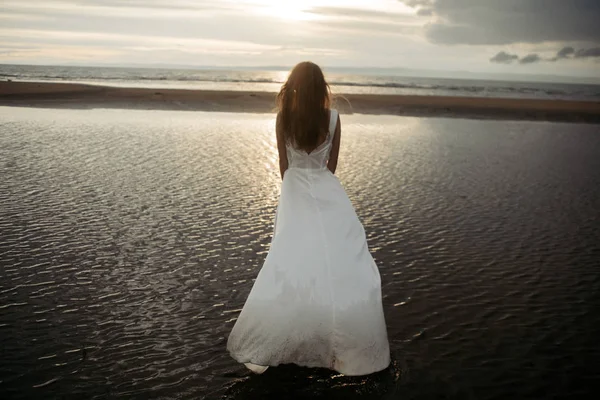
[2,108,599,399]
[1,81,600,123]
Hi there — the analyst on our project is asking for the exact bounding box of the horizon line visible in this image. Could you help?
[2,62,599,84]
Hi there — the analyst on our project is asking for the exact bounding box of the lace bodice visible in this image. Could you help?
[286,109,338,170]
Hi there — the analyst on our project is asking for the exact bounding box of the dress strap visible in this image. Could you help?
[328,109,338,139]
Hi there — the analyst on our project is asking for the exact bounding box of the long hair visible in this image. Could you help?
[276,62,331,151]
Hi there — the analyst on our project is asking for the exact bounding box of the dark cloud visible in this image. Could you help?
[416,8,433,16]
[576,47,600,58]
[557,46,575,59]
[519,54,542,64]
[404,0,434,16]
[549,46,576,61]
[490,51,518,64]
[401,0,600,45]
[550,46,600,61]
[549,46,600,61]
[494,46,600,65]
[403,0,433,7]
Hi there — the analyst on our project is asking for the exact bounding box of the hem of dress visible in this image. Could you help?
[229,352,391,377]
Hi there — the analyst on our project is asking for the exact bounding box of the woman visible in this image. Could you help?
[227,62,390,376]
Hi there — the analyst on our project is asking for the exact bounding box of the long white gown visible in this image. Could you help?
[227,109,390,376]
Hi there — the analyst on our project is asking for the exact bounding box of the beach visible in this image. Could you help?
[1,106,599,399]
[3,0,600,396]
[2,81,600,123]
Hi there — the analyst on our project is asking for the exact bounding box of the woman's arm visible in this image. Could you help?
[327,113,341,174]
[275,113,288,180]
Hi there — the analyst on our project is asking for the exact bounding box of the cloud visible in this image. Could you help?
[0,28,279,54]
[0,0,227,19]
[0,1,426,68]
[311,6,409,20]
[0,0,596,74]
[519,54,541,65]
[490,51,518,64]
[549,46,600,61]
[576,47,600,58]
[310,6,422,37]
[400,0,600,45]
[557,46,600,60]
[403,0,432,7]
[556,46,576,59]
[492,46,600,65]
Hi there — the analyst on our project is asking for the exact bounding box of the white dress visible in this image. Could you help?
[227,109,390,376]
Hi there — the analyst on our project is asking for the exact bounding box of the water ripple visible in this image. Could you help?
[1,108,599,399]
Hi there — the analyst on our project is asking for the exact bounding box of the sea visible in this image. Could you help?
[1,106,599,399]
[1,64,600,101]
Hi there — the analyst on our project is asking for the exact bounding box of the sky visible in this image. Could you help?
[1,0,599,79]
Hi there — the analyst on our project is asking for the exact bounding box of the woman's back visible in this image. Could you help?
[227,62,389,377]
[286,109,338,170]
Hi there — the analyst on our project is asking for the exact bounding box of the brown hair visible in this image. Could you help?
[276,62,331,152]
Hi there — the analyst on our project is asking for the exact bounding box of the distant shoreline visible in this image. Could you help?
[3,63,600,85]
[1,81,600,123]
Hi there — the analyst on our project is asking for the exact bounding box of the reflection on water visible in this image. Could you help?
[219,356,405,400]
[1,107,599,399]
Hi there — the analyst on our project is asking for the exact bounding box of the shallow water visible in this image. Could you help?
[1,107,599,399]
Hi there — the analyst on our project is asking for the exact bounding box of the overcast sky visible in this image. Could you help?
[1,0,599,78]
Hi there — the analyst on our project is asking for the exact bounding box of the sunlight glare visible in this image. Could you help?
[275,70,288,84]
